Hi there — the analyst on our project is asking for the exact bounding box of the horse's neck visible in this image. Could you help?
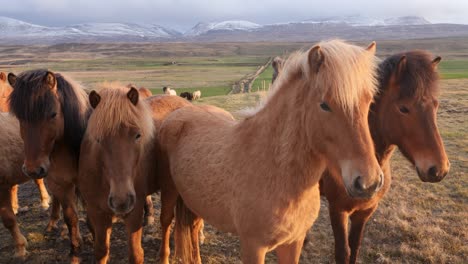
[236,90,326,196]
[369,97,396,167]
[51,139,79,167]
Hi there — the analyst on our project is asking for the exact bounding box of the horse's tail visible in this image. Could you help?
[174,196,196,264]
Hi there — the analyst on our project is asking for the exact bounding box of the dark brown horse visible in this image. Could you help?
[0,72,51,213]
[319,51,450,263]
[180,92,193,101]
[8,69,90,263]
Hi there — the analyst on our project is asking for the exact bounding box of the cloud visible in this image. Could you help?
[1,0,467,30]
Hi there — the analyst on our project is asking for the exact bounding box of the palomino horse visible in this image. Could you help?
[319,51,450,264]
[158,40,383,263]
[8,70,90,263]
[79,85,191,263]
[0,72,51,213]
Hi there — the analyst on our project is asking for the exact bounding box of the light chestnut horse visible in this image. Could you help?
[79,85,192,263]
[0,72,51,213]
[158,40,383,263]
[8,70,90,263]
[319,51,450,264]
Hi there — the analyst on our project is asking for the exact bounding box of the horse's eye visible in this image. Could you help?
[135,133,141,140]
[50,112,57,119]
[320,102,331,112]
[399,106,409,114]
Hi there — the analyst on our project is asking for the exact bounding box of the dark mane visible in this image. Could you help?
[9,69,90,156]
[378,50,440,99]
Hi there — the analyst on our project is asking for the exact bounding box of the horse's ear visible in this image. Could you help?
[308,45,324,74]
[395,55,407,81]
[7,73,17,87]
[127,87,139,106]
[89,90,101,109]
[0,72,6,82]
[432,56,442,69]
[366,41,377,54]
[44,71,57,91]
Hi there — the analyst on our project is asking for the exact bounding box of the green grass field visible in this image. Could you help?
[439,60,468,79]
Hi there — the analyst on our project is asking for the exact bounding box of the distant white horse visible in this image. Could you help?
[193,90,201,100]
[163,86,177,96]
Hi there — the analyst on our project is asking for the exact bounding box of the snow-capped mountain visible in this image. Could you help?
[301,15,431,26]
[185,20,262,36]
[1,16,467,44]
[66,23,181,38]
[383,16,431,26]
[0,17,181,43]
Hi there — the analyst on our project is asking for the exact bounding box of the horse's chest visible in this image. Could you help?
[239,185,321,246]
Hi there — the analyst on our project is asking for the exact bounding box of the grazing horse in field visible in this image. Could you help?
[79,87,191,264]
[192,90,201,100]
[0,72,51,213]
[180,92,194,101]
[158,40,383,263]
[163,86,177,96]
[319,51,450,264]
[8,70,90,263]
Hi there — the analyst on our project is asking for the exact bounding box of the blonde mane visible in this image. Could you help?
[244,40,378,117]
[86,83,154,144]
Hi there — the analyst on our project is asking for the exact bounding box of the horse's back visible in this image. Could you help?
[145,95,192,127]
[159,104,234,149]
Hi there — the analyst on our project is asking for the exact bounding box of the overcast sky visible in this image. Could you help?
[1,0,467,31]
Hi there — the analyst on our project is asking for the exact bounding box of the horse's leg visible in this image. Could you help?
[125,202,145,264]
[348,207,376,264]
[330,208,350,264]
[34,179,50,210]
[191,216,204,264]
[0,187,27,258]
[88,207,112,264]
[53,184,82,263]
[240,239,267,264]
[275,237,306,264]
[199,220,205,245]
[45,195,61,233]
[143,195,155,226]
[158,188,179,264]
[10,184,18,214]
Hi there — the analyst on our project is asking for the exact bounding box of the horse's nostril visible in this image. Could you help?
[38,166,46,176]
[353,176,364,191]
[428,166,438,178]
[128,194,136,206]
[108,197,115,209]
[378,173,384,189]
